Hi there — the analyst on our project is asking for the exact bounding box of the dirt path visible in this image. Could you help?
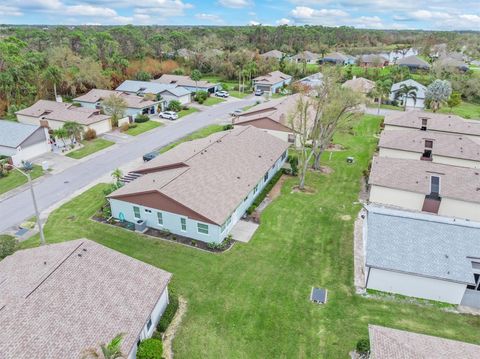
[162,296,188,359]
[269,175,287,200]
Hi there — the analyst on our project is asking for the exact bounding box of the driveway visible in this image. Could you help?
[0,98,257,233]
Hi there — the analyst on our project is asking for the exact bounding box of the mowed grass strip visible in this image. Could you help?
[22,115,480,358]
[0,165,44,195]
[125,121,162,136]
[66,138,114,159]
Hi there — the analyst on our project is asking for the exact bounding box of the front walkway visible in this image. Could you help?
[229,220,259,243]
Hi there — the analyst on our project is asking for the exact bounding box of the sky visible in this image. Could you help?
[0,0,480,31]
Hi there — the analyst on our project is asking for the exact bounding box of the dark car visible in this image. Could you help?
[143,152,158,162]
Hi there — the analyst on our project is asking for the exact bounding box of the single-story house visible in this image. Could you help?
[389,79,427,109]
[342,76,375,95]
[252,70,292,94]
[378,129,480,169]
[364,206,480,306]
[368,156,480,221]
[152,74,219,93]
[108,126,289,244]
[233,93,314,145]
[73,89,161,118]
[115,80,192,108]
[16,100,112,135]
[368,324,480,358]
[320,52,353,65]
[296,72,323,93]
[429,43,447,59]
[436,56,469,72]
[290,51,320,64]
[0,120,50,166]
[0,238,172,358]
[396,55,431,71]
[259,49,284,61]
[358,54,389,67]
[383,111,480,138]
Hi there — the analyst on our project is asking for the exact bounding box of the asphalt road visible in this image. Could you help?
[0,97,256,233]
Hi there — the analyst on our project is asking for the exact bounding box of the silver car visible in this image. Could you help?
[159,111,178,120]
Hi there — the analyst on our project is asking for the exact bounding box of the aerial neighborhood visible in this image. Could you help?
[1,15,480,359]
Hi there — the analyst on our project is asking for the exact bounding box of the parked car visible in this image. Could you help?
[230,109,243,116]
[254,89,264,96]
[143,152,158,162]
[159,111,178,120]
[215,90,229,98]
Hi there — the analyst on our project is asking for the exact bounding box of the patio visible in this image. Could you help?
[229,219,259,243]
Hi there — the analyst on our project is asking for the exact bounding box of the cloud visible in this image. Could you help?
[218,0,251,8]
[0,5,22,16]
[195,13,224,23]
[249,20,260,25]
[290,6,348,25]
[64,5,117,17]
[276,18,291,25]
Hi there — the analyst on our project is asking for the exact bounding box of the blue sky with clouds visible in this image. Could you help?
[0,0,479,30]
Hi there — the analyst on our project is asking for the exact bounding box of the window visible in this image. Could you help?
[281,150,287,160]
[221,216,231,233]
[430,176,440,195]
[421,118,428,131]
[287,134,295,143]
[425,140,433,149]
[157,212,163,225]
[264,172,269,182]
[244,195,248,202]
[197,223,209,235]
[146,317,152,331]
[180,218,187,231]
[467,273,480,291]
[145,209,152,213]
[133,206,141,219]
[253,184,258,194]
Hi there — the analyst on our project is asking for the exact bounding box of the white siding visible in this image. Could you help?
[88,120,112,135]
[378,148,421,160]
[379,148,480,169]
[367,267,466,304]
[369,185,425,211]
[439,198,480,222]
[11,141,50,165]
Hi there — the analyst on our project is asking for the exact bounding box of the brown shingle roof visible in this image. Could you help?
[369,156,480,204]
[109,126,289,225]
[259,50,284,59]
[379,129,480,161]
[0,239,172,358]
[253,70,292,85]
[74,89,158,109]
[15,100,110,125]
[342,77,375,94]
[291,51,320,62]
[152,74,217,89]
[384,111,480,135]
[369,325,480,359]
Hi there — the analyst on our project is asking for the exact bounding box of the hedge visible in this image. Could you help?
[246,170,283,215]
[135,114,150,123]
[136,338,163,359]
[157,290,179,333]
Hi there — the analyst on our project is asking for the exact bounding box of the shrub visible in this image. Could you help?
[288,155,298,176]
[21,161,33,172]
[119,123,129,132]
[223,124,233,131]
[356,338,370,354]
[173,68,184,75]
[136,338,163,359]
[167,100,182,112]
[84,128,97,140]
[129,122,137,128]
[181,104,189,110]
[135,114,150,123]
[0,235,17,260]
[194,91,209,104]
[135,70,152,81]
[157,290,179,333]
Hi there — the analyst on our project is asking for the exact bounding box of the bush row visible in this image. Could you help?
[157,289,179,333]
[246,170,283,215]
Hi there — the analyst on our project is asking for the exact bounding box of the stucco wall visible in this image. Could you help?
[110,149,288,243]
[379,148,480,169]
[127,287,169,359]
[162,92,191,105]
[378,148,421,160]
[369,185,425,211]
[439,198,480,221]
[88,120,112,135]
[367,267,466,304]
[434,155,480,169]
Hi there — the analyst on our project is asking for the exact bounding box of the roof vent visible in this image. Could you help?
[78,253,82,257]
[44,261,47,265]
[237,176,241,179]
[83,248,87,252]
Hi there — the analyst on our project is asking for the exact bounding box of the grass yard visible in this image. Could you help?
[159,124,225,154]
[124,121,162,136]
[437,102,480,119]
[203,97,225,106]
[0,164,44,195]
[178,108,199,118]
[22,115,480,357]
[229,90,249,99]
[66,138,114,159]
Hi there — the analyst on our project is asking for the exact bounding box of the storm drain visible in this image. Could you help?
[310,287,328,304]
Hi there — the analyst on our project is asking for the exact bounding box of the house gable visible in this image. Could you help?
[235,117,292,133]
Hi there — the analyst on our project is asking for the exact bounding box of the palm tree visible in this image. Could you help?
[53,127,68,148]
[63,121,84,143]
[82,333,125,359]
[111,168,123,187]
[395,84,418,111]
[190,69,201,93]
[373,79,392,114]
[43,65,62,99]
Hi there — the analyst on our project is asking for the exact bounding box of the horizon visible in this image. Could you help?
[0,1,479,31]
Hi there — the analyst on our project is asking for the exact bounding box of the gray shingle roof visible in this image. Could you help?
[365,205,480,284]
[0,239,172,358]
[396,55,431,69]
[0,120,41,148]
[253,71,292,85]
[116,80,177,94]
[369,324,480,359]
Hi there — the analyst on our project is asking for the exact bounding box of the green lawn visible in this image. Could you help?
[178,108,199,118]
[66,138,114,159]
[22,115,480,357]
[229,90,249,99]
[437,102,480,119]
[124,121,162,136]
[203,97,225,106]
[0,165,44,195]
[159,124,225,154]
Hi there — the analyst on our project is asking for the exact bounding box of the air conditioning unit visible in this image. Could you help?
[135,219,147,233]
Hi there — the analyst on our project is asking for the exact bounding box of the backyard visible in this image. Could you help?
[438,101,480,119]
[0,164,44,195]
[66,138,115,159]
[22,115,480,358]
